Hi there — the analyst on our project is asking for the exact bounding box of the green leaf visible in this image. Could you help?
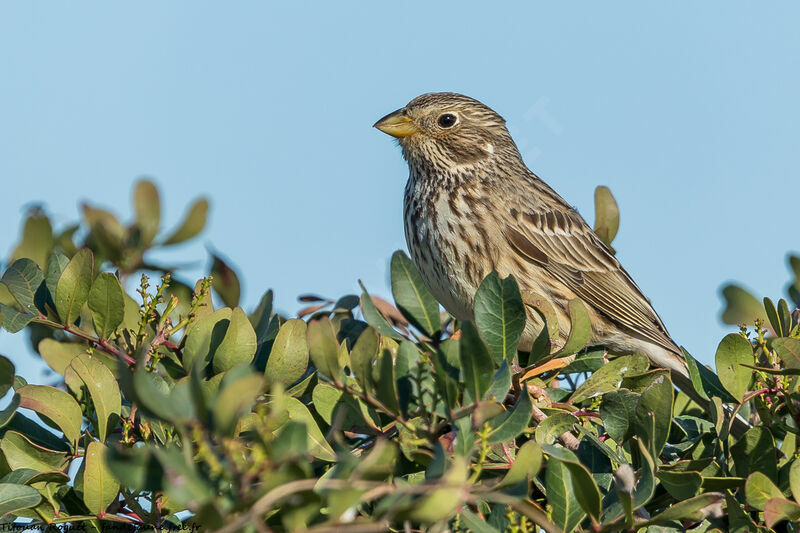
[488,390,532,444]
[682,347,737,403]
[563,459,603,524]
[546,453,586,532]
[152,446,214,509]
[0,483,41,517]
[459,321,494,402]
[473,272,526,364]
[632,439,656,509]
[634,371,673,457]
[69,353,121,442]
[778,298,793,337]
[396,340,421,416]
[460,510,501,533]
[210,252,241,308]
[645,492,724,525]
[37,339,88,376]
[773,337,800,369]
[87,272,125,339]
[406,457,468,524]
[11,212,53,270]
[83,441,119,515]
[744,471,782,511]
[55,248,94,325]
[499,440,542,489]
[593,185,619,249]
[212,372,263,436]
[535,412,576,445]
[452,416,475,458]
[0,431,68,472]
[571,354,649,404]
[731,427,777,480]
[720,284,768,326]
[250,289,273,334]
[272,421,308,461]
[311,384,346,426]
[162,198,209,245]
[1,413,70,452]
[714,333,753,401]
[83,205,126,258]
[484,360,512,402]
[790,459,800,504]
[132,365,181,422]
[525,294,560,363]
[264,318,309,389]
[44,252,70,303]
[764,497,800,528]
[105,445,163,492]
[0,393,19,429]
[283,397,336,461]
[389,250,440,337]
[553,299,591,357]
[307,317,342,383]
[133,179,160,245]
[358,283,403,340]
[725,489,759,532]
[656,470,702,500]
[212,307,257,373]
[459,509,500,533]
[1,258,44,314]
[600,389,639,443]
[183,307,232,369]
[0,356,13,398]
[375,348,400,414]
[0,304,35,333]
[432,347,459,411]
[350,326,379,395]
[764,297,783,336]
[562,350,605,373]
[17,384,82,446]
[604,440,655,524]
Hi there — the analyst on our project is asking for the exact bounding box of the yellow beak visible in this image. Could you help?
[373,109,420,138]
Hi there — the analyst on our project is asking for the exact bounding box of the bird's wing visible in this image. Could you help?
[503,205,679,354]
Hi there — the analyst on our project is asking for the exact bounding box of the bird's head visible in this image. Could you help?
[374,92,518,170]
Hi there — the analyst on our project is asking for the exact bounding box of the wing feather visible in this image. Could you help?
[504,206,678,353]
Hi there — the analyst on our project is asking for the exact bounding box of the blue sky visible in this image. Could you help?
[1,2,798,381]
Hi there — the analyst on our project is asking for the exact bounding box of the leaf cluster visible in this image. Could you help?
[1,182,799,532]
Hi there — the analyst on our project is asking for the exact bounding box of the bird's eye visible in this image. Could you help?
[437,113,457,128]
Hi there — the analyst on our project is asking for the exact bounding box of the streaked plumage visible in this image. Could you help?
[375,93,748,435]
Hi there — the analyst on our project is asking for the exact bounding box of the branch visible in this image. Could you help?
[33,317,136,366]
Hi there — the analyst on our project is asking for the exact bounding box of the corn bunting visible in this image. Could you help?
[374,92,747,434]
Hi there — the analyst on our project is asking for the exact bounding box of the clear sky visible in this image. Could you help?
[1,2,798,382]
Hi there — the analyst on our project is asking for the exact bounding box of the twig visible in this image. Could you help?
[212,479,386,533]
[295,521,391,533]
[329,380,415,432]
[33,317,136,366]
[531,404,580,451]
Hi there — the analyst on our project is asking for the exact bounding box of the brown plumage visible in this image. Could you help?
[375,92,748,435]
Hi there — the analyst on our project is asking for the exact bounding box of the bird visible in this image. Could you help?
[374,92,748,436]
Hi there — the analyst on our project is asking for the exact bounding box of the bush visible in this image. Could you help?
[1,180,800,532]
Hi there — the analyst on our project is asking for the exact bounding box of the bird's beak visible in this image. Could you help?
[373,108,420,138]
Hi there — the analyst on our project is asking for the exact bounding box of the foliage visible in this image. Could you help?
[1,180,800,532]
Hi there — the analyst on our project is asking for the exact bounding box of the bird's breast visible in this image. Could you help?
[403,181,500,321]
